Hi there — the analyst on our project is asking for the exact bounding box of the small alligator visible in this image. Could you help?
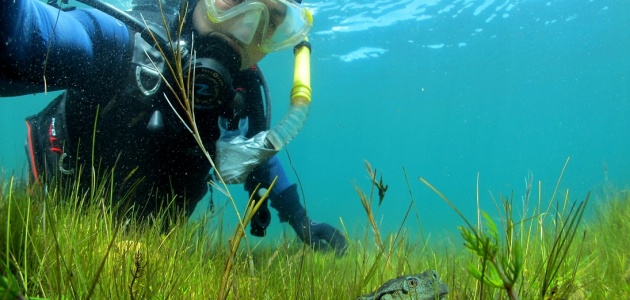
[357,270,449,300]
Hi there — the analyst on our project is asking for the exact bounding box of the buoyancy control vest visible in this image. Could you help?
[25,2,272,215]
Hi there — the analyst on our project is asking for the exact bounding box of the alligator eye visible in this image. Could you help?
[407,277,419,288]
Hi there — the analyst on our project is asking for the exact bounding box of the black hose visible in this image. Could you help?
[254,66,272,130]
[76,0,170,45]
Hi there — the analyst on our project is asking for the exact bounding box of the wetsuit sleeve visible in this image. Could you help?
[244,155,293,198]
[0,0,132,96]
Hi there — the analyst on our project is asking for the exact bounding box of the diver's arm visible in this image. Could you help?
[245,156,293,200]
[245,156,348,255]
[0,0,132,96]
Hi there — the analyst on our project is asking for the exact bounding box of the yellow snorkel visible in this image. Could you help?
[216,0,313,183]
[265,39,312,150]
[214,39,313,183]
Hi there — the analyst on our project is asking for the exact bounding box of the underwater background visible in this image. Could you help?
[1,0,628,242]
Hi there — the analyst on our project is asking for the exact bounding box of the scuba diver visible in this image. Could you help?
[0,0,347,255]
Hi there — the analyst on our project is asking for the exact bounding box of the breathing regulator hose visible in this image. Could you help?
[264,40,312,150]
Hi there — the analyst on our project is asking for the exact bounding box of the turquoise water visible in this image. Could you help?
[257,0,630,239]
[1,0,629,242]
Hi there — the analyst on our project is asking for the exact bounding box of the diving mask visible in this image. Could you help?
[204,0,313,52]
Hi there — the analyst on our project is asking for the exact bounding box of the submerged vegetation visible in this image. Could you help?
[0,161,629,299]
[2,5,628,299]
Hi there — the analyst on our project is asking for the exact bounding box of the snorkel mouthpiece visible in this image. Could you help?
[195,34,241,75]
[185,34,241,111]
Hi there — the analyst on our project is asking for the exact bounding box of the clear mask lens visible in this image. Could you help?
[226,9,263,45]
[205,0,312,52]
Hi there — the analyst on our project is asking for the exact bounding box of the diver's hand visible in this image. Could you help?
[290,216,348,256]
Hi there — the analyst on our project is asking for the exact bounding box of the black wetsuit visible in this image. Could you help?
[1,0,288,217]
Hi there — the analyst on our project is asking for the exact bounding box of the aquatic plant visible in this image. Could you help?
[3,159,630,298]
[139,3,272,298]
[420,157,591,299]
[6,1,628,299]
[355,161,436,298]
